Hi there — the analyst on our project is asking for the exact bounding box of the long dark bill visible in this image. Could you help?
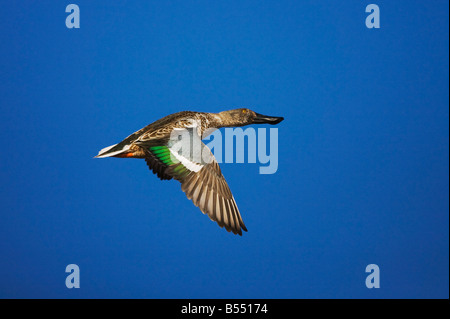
[253,113,284,125]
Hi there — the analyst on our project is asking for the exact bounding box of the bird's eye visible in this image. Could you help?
[242,109,247,114]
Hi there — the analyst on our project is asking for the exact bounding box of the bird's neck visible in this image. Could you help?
[213,111,245,128]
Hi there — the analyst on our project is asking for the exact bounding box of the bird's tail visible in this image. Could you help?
[94,143,131,158]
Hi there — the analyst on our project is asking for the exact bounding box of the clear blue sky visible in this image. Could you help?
[0,1,448,298]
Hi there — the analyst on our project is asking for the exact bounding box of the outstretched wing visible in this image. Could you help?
[142,141,247,235]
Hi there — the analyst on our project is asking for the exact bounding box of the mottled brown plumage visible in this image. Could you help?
[96,108,284,235]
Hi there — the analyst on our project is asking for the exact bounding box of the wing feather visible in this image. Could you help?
[143,139,247,235]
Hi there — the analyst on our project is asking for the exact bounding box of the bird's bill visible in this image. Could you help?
[253,113,284,125]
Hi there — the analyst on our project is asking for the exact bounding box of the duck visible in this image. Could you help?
[95,108,284,235]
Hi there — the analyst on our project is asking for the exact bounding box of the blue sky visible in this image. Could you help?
[0,1,448,298]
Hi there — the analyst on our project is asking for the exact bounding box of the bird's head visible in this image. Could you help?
[219,108,284,127]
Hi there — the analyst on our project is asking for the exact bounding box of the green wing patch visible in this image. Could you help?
[149,145,194,179]
[149,146,180,166]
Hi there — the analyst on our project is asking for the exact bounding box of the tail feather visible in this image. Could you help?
[95,143,130,158]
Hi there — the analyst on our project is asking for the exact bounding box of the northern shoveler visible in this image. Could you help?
[95,108,284,235]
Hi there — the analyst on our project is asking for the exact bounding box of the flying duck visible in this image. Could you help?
[95,108,284,235]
